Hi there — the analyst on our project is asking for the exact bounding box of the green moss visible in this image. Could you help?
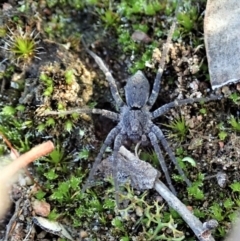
[0,109,32,152]
[100,9,120,28]
[118,0,164,17]
[164,116,189,142]
[4,27,41,65]
[229,92,240,105]
[112,183,185,240]
[177,1,198,33]
[11,36,35,58]
[229,116,240,132]
[64,69,74,85]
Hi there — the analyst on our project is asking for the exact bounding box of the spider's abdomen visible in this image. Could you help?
[124,70,150,108]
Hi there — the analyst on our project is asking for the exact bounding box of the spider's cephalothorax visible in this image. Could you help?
[81,42,221,202]
[124,70,150,108]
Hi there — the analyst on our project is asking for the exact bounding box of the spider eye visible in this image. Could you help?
[131,107,140,110]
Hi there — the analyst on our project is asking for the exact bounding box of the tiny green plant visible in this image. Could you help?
[129,47,155,73]
[118,0,163,18]
[78,148,89,160]
[229,92,240,105]
[45,117,55,127]
[217,122,228,141]
[64,69,74,85]
[47,209,61,221]
[181,156,196,167]
[164,116,189,142]
[229,115,240,132]
[177,2,198,33]
[218,131,228,141]
[3,26,43,65]
[35,190,47,200]
[44,169,59,180]
[50,176,82,203]
[230,182,240,193]
[36,123,46,133]
[100,9,119,28]
[210,203,224,222]
[187,173,204,200]
[199,107,207,115]
[114,183,185,240]
[117,28,138,53]
[112,217,127,233]
[46,145,65,164]
[0,110,31,152]
[40,73,54,96]
[64,119,74,133]
[1,105,17,115]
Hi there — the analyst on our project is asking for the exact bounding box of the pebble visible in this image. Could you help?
[32,200,51,217]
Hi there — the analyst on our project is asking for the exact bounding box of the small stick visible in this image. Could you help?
[44,108,120,121]
[154,181,215,241]
[3,198,23,241]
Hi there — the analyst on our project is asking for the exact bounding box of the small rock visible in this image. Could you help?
[216,172,228,188]
[37,231,47,239]
[135,206,143,217]
[221,86,231,96]
[32,200,51,217]
[218,141,224,150]
[80,230,88,238]
[237,83,240,92]
[2,3,13,11]
[131,30,152,43]
[203,219,218,230]
[186,206,193,213]
[25,176,33,186]
[189,80,199,91]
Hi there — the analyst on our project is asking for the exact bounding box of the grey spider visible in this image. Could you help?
[81,40,221,198]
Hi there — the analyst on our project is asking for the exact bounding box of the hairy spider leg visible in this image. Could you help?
[147,23,176,108]
[91,109,120,121]
[147,67,164,107]
[45,108,120,121]
[148,132,177,195]
[82,126,121,192]
[151,125,191,186]
[84,48,124,108]
[112,133,126,207]
[151,95,222,119]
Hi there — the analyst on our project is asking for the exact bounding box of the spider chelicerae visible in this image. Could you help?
[80,34,221,199]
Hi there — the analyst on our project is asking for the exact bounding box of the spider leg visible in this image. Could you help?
[45,108,120,121]
[151,95,222,119]
[92,109,120,121]
[112,133,125,207]
[82,41,124,108]
[82,126,121,192]
[148,132,177,195]
[147,23,176,108]
[151,125,191,187]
